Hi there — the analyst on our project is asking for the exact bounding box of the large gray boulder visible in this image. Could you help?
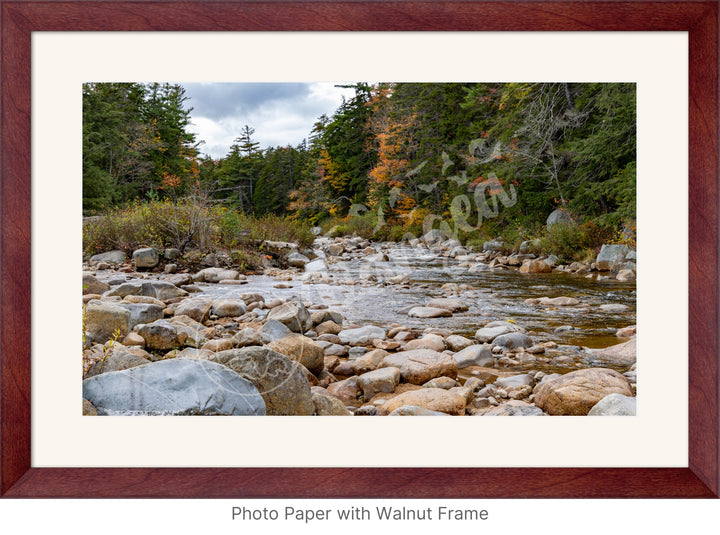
[596,244,630,271]
[209,347,314,416]
[82,358,266,415]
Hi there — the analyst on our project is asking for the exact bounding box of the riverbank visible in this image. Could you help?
[82,232,636,417]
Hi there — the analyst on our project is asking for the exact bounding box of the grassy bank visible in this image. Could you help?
[83,198,315,268]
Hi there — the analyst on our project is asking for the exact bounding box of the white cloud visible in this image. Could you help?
[184,82,358,159]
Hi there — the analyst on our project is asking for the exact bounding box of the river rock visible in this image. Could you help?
[259,319,293,342]
[325,243,345,256]
[165,273,193,287]
[383,349,458,385]
[537,296,580,306]
[322,343,348,357]
[83,273,111,295]
[84,349,152,379]
[167,315,210,348]
[492,332,533,350]
[474,325,513,343]
[481,401,545,416]
[596,244,629,271]
[89,250,126,265]
[338,325,386,346]
[519,259,552,273]
[312,392,352,415]
[83,399,98,416]
[423,377,461,389]
[358,367,401,399]
[174,297,213,323]
[407,306,452,318]
[616,269,636,282]
[193,267,239,283]
[380,388,465,415]
[201,339,234,352]
[590,338,636,366]
[267,333,325,375]
[533,368,633,415]
[82,358,265,415]
[316,320,342,336]
[122,332,146,347]
[426,298,469,312]
[616,325,637,338]
[327,376,360,404]
[495,374,534,389]
[266,300,312,333]
[404,334,445,352]
[105,280,188,301]
[231,327,266,347]
[453,344,494,368]
[209,347,314,416]
[352,349,388,374]
[546,208,573,228]
[311,310,344,325]
[174,347,213,360]
[134,319,187,350]
[211,298,247,318]
[133,247,159,269]
[117,302,164,330]
[389,406,450,416]
[588,393,636,416]
[84,300,132,344]
[240,293,265,306]
[304,259,328,273]
[287,252,310,267]
[445,335,473,352]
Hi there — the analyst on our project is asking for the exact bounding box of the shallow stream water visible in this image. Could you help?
[196,242,636,353]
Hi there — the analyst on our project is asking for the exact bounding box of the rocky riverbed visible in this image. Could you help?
[82,233,637,417]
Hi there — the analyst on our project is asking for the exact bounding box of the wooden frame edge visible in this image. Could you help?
[1,0,717,498]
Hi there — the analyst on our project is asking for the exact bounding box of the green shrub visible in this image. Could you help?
[83,197,315,257]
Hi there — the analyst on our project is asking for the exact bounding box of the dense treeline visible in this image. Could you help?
[83,82,635,246]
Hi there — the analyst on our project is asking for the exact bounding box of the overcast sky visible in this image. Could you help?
[181,82,358,159]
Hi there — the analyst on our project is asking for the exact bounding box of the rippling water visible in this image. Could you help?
[197,243,636,350]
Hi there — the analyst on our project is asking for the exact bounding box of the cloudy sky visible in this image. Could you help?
[181,82,358,159]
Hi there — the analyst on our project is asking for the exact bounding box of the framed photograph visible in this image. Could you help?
[1,1,717,498]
